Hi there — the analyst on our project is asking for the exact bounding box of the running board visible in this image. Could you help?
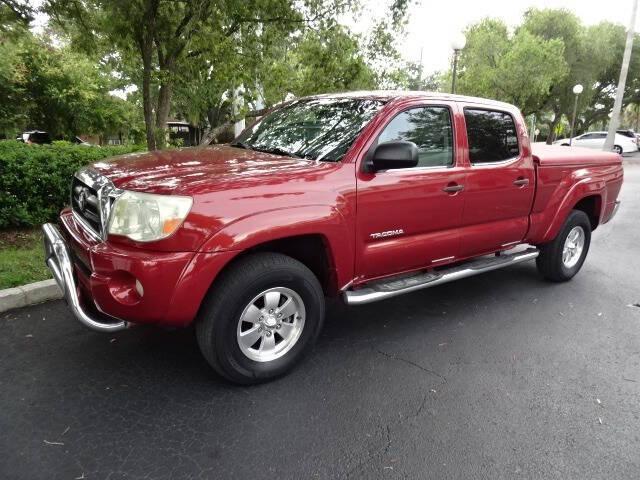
[343,248,539,305]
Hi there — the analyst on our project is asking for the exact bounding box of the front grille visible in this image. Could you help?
[71,178,101,235]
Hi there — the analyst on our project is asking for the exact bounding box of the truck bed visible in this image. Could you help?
[531,143,622,167]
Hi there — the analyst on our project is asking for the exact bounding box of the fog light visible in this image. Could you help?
[135,279,144,297]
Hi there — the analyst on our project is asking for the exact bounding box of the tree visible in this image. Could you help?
[45,0,356,150]
[456,18,567,116]
[519,9,602,142]
[261,25,377,103]
[578,23,640,133]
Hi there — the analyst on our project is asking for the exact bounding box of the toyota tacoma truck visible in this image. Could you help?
[43,91,623,384]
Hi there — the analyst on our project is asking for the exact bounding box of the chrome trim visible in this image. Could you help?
[343,248,539,305]
[72,167,123,241]
[501,240,520,247]
[470,155,520,167]
[431,256,455,264]
[71,211,103,242]
[42,223,128,332]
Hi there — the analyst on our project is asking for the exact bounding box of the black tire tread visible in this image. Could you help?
[536,209,591,282]
[195,252,324,384]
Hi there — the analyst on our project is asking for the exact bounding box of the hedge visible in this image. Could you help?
[0,141,145,228]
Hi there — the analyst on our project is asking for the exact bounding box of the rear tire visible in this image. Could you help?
[613,145,623,155]
[196,252,325,384]
[536,210,591,282]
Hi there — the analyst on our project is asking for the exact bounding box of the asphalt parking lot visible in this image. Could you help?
[2,157,639,480]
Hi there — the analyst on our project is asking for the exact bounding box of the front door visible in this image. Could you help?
[355,103,466,281]
[458,107,535,258]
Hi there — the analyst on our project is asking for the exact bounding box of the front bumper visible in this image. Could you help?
[43,212,237,331]
[43,223,128,332]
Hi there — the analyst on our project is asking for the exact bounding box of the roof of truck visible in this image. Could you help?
[307,90,516,109]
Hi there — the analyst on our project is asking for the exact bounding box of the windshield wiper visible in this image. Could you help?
[230,141,252,150]
[252,146,302,159]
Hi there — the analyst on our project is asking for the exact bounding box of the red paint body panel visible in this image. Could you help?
[56,92,624,327]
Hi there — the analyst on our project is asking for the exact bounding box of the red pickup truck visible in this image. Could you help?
[43,91,623,383]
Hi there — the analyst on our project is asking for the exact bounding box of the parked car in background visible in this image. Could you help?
[554,131,637,154]
[43,91,623,384]
[16,131,51,145]
[616,129,638,142]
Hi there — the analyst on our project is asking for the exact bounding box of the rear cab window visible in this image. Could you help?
[464,108,519,164]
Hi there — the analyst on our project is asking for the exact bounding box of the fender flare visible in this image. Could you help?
[539,177,605,243]
[199,204,354,289]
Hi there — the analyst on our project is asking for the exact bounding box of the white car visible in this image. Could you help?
[554,131,637,154]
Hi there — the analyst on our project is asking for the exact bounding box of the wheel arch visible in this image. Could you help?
[572,195,602,231]
[218,234,340,296]
[198,205,355,296]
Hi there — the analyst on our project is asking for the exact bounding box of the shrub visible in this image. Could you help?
[0,141,145,228]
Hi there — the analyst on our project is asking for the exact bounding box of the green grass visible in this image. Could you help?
[0,229,51,289]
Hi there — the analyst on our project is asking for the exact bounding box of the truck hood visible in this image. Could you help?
[90,145,332,196]
[531,144,622,167]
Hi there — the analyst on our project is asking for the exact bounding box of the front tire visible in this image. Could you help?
[536,210,591,282]
[196,252,325,384]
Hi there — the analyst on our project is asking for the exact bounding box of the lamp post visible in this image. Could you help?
[569,84,583,146]
[451,34,466,94]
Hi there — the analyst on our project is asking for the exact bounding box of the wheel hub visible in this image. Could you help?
[237,287,306,362]
[262,313,278,328]
[562,226,585,268]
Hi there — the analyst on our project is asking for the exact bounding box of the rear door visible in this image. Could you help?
[355,101,466,281]
[458,107,535,258]
[573,133,593,147]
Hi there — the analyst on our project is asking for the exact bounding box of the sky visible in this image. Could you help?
[354,0,639,74]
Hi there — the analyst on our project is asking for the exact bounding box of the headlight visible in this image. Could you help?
[108,191,193,242]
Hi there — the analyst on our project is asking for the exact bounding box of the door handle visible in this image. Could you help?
[443,184,465,193]
[513,178,529,187]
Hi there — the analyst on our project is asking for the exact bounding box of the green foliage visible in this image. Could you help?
[457,18,567,116]
[0,229,50,289]
[0,141,145,228]
[260,25,377,105]
[45,0,357,150]
[0,27,144,140]
[456,8,640,140]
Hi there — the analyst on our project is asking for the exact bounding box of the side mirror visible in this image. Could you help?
[369,141,419,172]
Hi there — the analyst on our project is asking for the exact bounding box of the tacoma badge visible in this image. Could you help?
[370,229,404,239]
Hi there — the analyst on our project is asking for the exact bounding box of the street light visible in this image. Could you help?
[569,84,583,146]
[451,34,466,94]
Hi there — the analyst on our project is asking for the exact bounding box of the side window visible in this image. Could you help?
[377,106,454,168]
[464,109,520,164]
[595,133,607,139]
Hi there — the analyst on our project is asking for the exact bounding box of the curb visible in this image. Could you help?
[0,279,63,314]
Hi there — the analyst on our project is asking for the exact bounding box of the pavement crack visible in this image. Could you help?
[376,349,446,383]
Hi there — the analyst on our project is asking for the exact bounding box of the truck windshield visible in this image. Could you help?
[233,98,384,162]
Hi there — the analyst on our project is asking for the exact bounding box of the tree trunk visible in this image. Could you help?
[154,81,172,149]
[139,0,158,150]
[141,61,156,150]
[546,117,560,145]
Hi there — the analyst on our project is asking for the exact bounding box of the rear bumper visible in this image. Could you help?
[603,200,621,224]
[43,211,237,330]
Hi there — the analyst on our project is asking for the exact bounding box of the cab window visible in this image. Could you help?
[377,106,454,168]
[464,109,519,163]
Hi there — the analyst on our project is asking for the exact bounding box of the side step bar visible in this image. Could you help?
[343,248,539,305]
